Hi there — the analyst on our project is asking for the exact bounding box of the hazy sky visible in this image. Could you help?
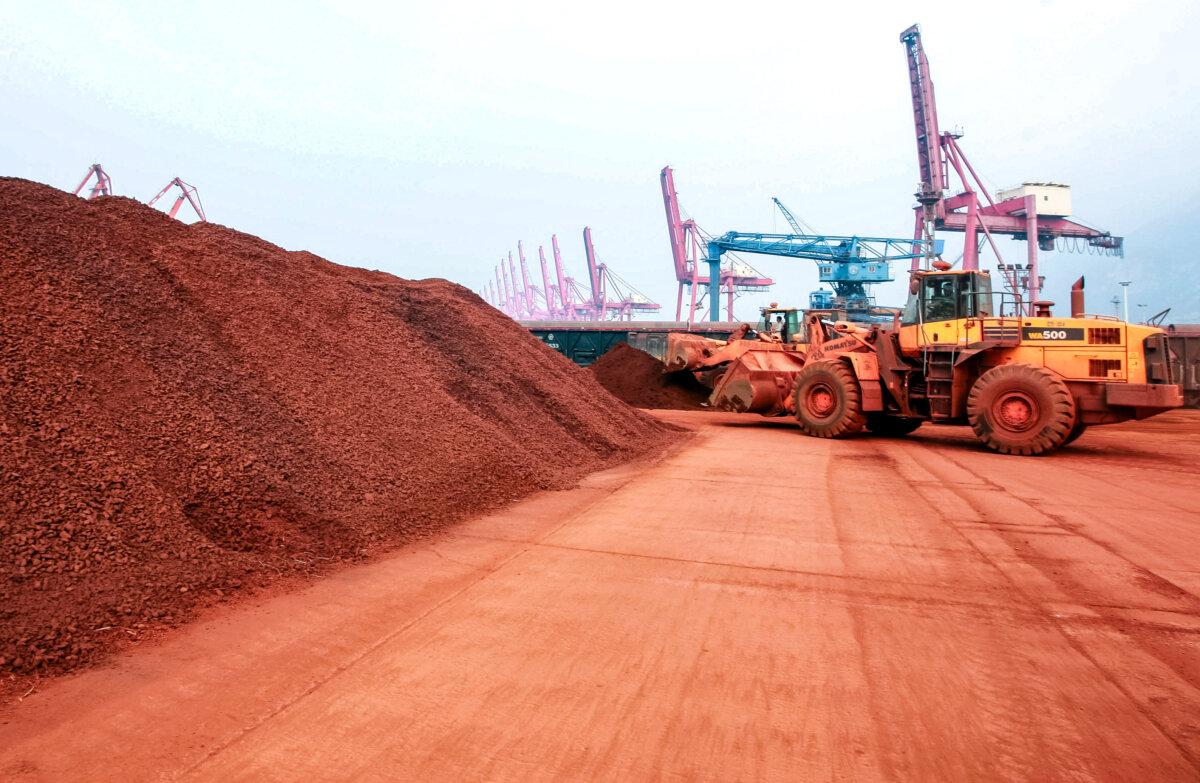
[4,1,1198,320]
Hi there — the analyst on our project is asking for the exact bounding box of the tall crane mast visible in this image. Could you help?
[494,267,505,312]
[661,167,692,293]
[537,245,557,319]
[551,234,574,319]
[500,260,515,316]
[901,28,946,211]
[506,252,525,318]
[900,24,1121,314]
[517,242,540,317]
[549,234,594,320]
[582,227,607,320]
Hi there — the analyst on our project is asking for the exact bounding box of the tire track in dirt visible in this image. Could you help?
[829,442,1073,780]
[896,438,1200,774]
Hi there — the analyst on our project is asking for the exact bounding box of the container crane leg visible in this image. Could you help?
[964,192,979,270]
[688,270,700,327]
[707,252,721,322]
[1025,195,1040,313]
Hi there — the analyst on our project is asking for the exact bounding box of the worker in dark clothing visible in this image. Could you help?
[925,280,957,320]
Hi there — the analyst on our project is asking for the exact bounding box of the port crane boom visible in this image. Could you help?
[771,197,817,236]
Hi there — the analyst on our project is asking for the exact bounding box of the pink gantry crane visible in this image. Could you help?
[517,243,539,317]
[582,227,608,320]
[581,227,661,322]
[73,164,113,199]
[660,167,773,323]
[900,24,1121,314]
[494,266,506,312]
[551,235,572,319]
[545,233,596,320]
[550,234,591,320]
[499,260,516,316]
[487,230,657,322]
[506,252,526,318]
[537,245,561,319]
[147,177,207,222]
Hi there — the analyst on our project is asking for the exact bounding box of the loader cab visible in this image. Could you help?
[756,307,802,342]
[901,270,993,347]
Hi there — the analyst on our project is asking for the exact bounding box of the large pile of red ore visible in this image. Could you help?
[0,178,677,678]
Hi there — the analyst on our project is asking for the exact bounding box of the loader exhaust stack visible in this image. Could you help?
[1071,277,1085,318]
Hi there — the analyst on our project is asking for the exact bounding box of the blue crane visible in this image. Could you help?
[704,232,942,314]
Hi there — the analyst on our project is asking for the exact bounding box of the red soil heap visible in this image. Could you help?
[589,343,709,410]
[0,178,677,677]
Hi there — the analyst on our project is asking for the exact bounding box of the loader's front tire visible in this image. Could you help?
[1062,418,1088,446]
[967,364,1077,456]
[865,414,923,437]
[793,361,865,438]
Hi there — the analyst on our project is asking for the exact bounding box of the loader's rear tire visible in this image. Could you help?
[865,414,923,437]
[793,361,865,438]
[967,364,1077,456]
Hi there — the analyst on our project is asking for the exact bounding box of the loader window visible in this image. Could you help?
[757,310,799,342]
[924,278,958,321]
[966,274,993,318]
[901,286,921,325]
[901,273,993,326]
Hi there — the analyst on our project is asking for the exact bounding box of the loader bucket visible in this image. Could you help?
[708,350,807,415]
[663,332,724,373]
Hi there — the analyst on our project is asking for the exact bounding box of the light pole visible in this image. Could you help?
[1118,281,1132,322]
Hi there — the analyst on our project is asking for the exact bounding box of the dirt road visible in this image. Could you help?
[3,411,1199,781]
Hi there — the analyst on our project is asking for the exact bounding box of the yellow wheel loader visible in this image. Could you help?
[665,270,1183,455]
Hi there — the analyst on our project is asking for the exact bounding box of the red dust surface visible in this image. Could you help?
[0,178,678,683]
[590,342,709,410]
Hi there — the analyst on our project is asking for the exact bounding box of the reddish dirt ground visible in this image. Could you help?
[0,178,676,687]
[2,410,1198,781]
[589,342,709,410]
